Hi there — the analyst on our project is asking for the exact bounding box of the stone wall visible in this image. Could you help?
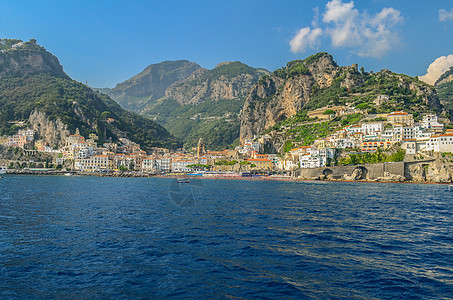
[296,162,405,180]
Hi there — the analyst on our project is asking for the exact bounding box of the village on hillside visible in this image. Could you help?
[0,110,452,176]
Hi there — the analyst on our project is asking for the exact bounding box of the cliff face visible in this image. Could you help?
[164,62,267,105]
[0,39,182,150]
[139,61,269,149]
[0,39,66,78]
[435,67,453,86]
[28,109,70,148]
[104,60,201,111]
[407,158,452,183]
[240,53,442,143]
[240,53,339,142]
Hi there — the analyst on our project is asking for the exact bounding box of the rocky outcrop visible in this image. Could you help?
[164,63,261,105]
[28,109,70,148]
[343,167,367,181]
[240,53,339,142]
[426,159,452,183]
[374,173,406,182]
[435,67,453,86]
[0,40,66,78]
[408,164,426,182]
[105,60,202,111]
[240,53,443,143]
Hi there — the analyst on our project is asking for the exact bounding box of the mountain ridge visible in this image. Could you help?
[0,39,181,151]
[240,52,443,145]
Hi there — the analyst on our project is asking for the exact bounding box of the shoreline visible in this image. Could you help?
[3,170,452,185]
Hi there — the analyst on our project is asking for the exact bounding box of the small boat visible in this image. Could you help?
[176,178,190,183]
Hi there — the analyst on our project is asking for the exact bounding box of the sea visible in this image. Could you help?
[0,175,452,299]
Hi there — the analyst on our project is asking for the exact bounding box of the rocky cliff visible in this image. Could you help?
[163,61,268,105]
[0,39,66,78]
[240,54,339,141]
[435,67,453,86]
[139,61,269,149]
[28,109,70,148]
[240,53,442,142]
[0,39,181,150]
[103,60,201,111]
[407,158,452,183]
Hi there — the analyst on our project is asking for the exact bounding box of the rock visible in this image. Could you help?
[408,164,426,182]
[375,174,406,182]
[105,60,201,111]
[239,54,442,147]
[240,54,339,143]
[0,41,66,78]
[165,66,258,105]
[343,168,365,181]
[28,109,70,148]
[426,159,452,183]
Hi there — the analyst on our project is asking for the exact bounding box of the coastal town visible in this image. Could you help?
[1,110,452,177]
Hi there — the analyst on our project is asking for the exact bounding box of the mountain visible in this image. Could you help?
[144,61,269,149]
[240,53,442,149]
[0,39,67,78]
[99,60,201,112]
[105,60,269,149]
[435,67,453,114]
[435,66,453,86]
[0,39,181,150]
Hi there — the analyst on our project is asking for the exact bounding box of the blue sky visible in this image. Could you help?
[1,0,452,87]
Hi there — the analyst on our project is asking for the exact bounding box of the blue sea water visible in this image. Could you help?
[0,175,452,299]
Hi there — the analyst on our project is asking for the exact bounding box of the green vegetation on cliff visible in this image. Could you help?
[0,73,181,150]
[435,67,453,115]
[101,60,201,112]
[147,98,242,149]
[338,148,406,165]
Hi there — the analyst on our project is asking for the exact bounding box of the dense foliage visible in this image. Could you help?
[273,52,334,79]
[338,148,406,165]
[0,73,181,150]
[207,62,261,80]
[145,99,242,150]
[436,80,453,116]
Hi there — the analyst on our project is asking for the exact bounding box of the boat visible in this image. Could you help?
[64,173,73,176]
[176,178,190,183]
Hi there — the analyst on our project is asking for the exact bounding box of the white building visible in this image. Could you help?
[331,138,356,149]
[299,148,336,169]
[420,114,444,133]
[361,122,383,135]
[424,134,453,153]
[142,157,157,172]
[17,129,34,141]
[171,159,195,172]
[75,155,110,171]
[155,157,172,172]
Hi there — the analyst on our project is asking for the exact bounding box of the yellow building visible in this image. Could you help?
[387,111,414,126]
[246,158,273,170]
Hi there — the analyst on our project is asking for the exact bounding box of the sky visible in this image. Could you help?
[1,0,453,87]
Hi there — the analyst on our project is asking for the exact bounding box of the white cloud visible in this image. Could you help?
[419,55,453,85]
[439,8,453,22]
[289,0,403,58]
[290,27,323,53]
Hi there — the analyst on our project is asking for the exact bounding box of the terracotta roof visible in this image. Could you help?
[388,111,408,116]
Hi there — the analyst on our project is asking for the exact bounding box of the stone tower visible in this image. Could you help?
[197,138,205,157]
